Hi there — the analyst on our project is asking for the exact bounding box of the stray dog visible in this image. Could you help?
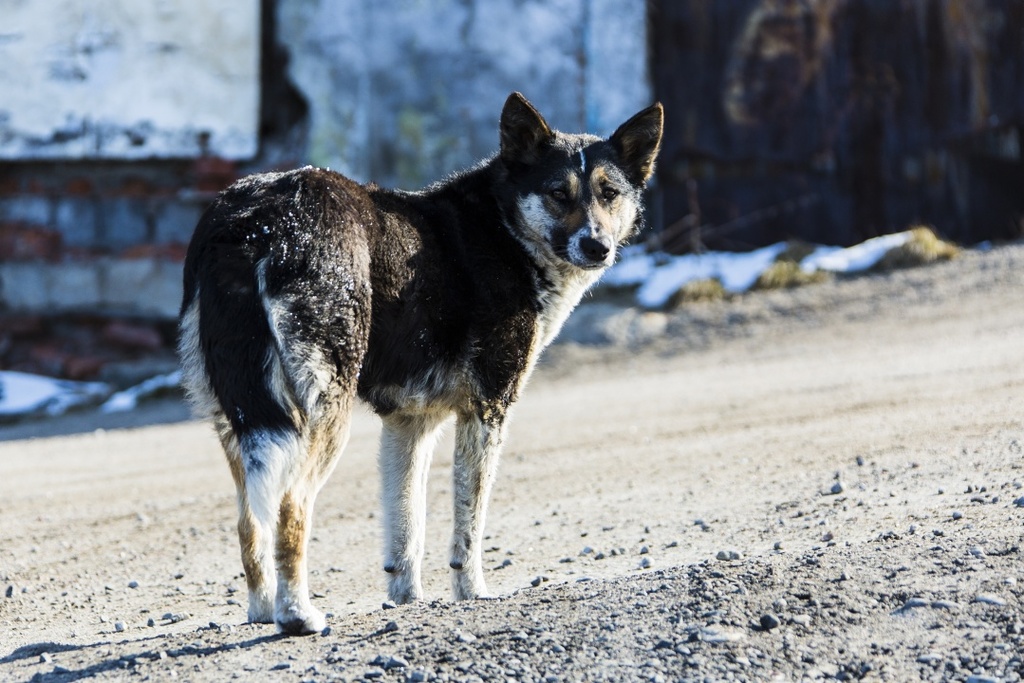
[178,92,663,634]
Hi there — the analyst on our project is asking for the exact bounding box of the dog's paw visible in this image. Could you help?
[386,573,423,605]
[451,570,489,601]
[275,601,326,636]
[247,591,276,624]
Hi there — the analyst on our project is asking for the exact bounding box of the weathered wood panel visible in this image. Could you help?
[651,0,1024,250]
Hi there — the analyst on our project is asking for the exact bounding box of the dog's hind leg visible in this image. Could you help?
[272,396,353,634]
[379,411,448,604]
[450,413,508,600]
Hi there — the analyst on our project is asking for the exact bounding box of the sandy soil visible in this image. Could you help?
[2,244,1023,682]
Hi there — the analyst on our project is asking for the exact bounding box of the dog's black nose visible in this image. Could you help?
[579,235,611,262]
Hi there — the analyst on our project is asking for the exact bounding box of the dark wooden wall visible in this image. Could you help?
[650,0,1024,251]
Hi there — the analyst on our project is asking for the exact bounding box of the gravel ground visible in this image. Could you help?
[2,243,1023,682]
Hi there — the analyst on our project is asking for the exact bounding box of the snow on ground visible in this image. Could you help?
[0,231,941,422]
[606,230,920,309]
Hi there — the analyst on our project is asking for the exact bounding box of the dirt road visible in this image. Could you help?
[2,244,1023,682]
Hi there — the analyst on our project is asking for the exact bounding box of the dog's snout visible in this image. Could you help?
[579,235,611,262]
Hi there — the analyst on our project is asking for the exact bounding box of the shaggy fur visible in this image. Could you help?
[178,92,663,634]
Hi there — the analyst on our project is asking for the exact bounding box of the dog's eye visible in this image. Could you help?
[601,187,620,201]
[549,188,569,201]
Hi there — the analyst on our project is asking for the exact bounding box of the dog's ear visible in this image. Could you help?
[500,92,554,167]
[610,103,664,186]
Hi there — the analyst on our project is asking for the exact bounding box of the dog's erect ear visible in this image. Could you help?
[500,92,554,167]
[610,102,664,186]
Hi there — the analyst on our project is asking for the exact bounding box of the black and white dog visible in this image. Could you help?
[178,93,663,634]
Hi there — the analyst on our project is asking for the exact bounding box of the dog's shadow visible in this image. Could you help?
[2,629,285,681]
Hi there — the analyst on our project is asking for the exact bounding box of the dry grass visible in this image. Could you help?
[875,226,959,270]
[753,260,830,290]
[666,278,727,308]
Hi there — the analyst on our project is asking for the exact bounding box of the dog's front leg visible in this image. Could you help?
[450,412,507,600]
[379,412,446,604]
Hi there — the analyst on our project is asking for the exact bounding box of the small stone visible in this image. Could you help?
[128,580,139,589]
[407,672,428,683]
[147,618,155,627]
[772,598,788,612]
[39,653,52,664]
[856,455,865,466]
[580,546,593,555]
[974,594,1007,606]
[381,600,397,610]
[5,585,14,598]
[790,614,812,627]
[917,653,942,665]
[653,639,674,650]
[363,669,384,679]
[385,656,409,670]
[639,545,649,555]
[930,600,960,611]
[898,597,929,611]
[1013,496,1024,507]
[716,550,742,561]
[966,677,999,683]
[270,662,291,671]
[952,510,964,520]
[638,557,652,569]
[530,576,543,587]
[383,620,399,633]
[759,614,781,631]
[321,626,332,637]
[830,481,844,495]
[114,622,126,632]
[370,655,388,667]
[969,546,986,558]
[773,541,783,551]
[455,629,477,643]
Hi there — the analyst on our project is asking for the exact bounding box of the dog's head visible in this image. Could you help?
[498,92,663,271]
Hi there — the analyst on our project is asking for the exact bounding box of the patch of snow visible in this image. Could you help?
[800,231,913,273]
[615,242,787,309]
[101,371,182,413]
[0,371,110,418]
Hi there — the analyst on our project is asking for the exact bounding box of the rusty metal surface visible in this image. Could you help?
[651,0,1024,250]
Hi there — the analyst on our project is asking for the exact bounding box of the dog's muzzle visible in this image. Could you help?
[570,233,614,269]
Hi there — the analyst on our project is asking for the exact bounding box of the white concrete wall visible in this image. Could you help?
[277,0,651,188]
[0,0,260,160]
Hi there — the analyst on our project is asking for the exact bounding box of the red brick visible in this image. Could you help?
[64,354,107,380]
[101,321,164,350]
[119,242,188,261]
[65,177,95,196]
[194,156,238,192]
[0,222,63,261]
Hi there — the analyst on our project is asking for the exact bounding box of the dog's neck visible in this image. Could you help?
[532,263,602,351]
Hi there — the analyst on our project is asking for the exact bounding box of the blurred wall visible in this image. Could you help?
[0,0,651,318]
[0,0,260,160]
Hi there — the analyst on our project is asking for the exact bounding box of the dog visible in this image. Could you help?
[177,92,663,635]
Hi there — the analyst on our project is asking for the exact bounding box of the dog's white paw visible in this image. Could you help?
[451,569,489,601]
[386,572,423,605]
[275,600,326,636]
[247,590,276,624]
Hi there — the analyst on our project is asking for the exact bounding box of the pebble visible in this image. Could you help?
[321,626,332,637]
[917,653,942,665]
[969,546,986,558]
[381,601,397,610]
[639,545,649,555]
[127,580,139,589]
[39,653,52,664]
[383,621,399,633]
[363,669,384,679]
[952,510,964,520]
[455,629,477,643]
[829,481,844,495]
[4,585,12,598]
[759,614,781,631]
[897,597,929,611]
[114,622,126,632]
[639,557,652,569]
[385,656,408,670]
[716,550,742,561]
[407,672,428,683]
[270,662,291,671]
[930,600,960,611]
[965,677,999,683]
[530,576,544,587]
[974,594,1007,606]
[1013,496,1024,507]
[790,614,812,627]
